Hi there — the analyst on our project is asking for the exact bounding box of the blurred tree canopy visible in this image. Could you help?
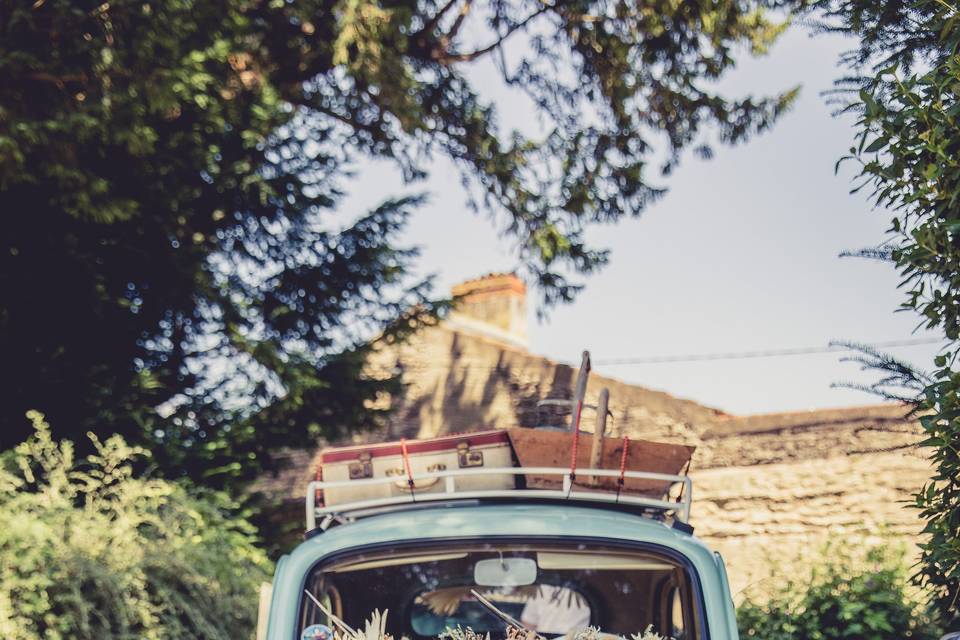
[810,0,960,628]
[0,0,795,488]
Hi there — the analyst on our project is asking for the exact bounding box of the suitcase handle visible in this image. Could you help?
[386,463,446,491]
[393,476,441,491]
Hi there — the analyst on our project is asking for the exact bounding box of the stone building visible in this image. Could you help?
[262,273,928,597]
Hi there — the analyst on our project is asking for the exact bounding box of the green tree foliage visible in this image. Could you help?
[0,0,796,487]
[737,543,941,640]
[812,0,960,628]
[0,412,270,639]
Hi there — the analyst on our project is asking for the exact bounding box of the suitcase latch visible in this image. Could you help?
[457,441,484,468]
[348,452,373,480]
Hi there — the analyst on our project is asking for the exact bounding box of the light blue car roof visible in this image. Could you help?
[266,502,739,640]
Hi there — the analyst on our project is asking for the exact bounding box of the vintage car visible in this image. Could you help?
[258,427,740,640]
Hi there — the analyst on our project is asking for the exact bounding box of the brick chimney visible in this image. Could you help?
[447,273,528,349]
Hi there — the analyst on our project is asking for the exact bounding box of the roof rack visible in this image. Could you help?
[306,465,692,531]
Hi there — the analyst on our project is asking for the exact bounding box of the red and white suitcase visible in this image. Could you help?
[318,430,516,506]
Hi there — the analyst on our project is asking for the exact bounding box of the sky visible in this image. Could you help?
[339,23,945,416]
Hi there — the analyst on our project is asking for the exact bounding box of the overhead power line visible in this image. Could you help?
[393,337,944,372]
[592,337,943,366]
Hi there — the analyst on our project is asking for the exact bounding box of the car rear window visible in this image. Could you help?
[297,541,703,640]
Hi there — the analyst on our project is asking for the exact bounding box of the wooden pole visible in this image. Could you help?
[569,351,591,432]
[590,388,609,479]
[567,350,591,482]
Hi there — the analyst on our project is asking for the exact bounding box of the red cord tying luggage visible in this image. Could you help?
[618,436,630,487]
[615,436,630,502]
[400,438,416,500]
[315,464,324,506]
[568,398,584,482]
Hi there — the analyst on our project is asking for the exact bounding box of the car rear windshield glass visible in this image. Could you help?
[298,541,703,640]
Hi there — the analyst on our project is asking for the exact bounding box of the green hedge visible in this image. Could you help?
[0,412,270,639]
[737,543,941,640]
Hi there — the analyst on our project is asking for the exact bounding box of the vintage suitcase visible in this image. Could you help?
[319,430,516,506]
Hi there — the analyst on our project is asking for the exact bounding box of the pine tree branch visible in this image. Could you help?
[433,4,552,63]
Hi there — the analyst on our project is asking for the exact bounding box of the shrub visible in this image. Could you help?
[737,542,940,640]
[0,412,270,640]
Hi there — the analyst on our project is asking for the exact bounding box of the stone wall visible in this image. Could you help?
[687,406,928,597]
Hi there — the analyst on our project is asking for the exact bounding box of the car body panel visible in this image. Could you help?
[265,502,738,640]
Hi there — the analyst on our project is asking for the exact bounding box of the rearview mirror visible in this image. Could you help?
[473,557,537,586]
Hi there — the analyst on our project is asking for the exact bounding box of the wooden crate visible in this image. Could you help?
[506,428,694,497]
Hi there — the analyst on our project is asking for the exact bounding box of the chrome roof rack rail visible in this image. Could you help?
[305,466,692,531]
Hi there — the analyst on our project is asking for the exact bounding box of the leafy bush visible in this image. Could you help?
[737,543,940,640]
[851,39,960,631]
[816,0,960,625]
[0,412,270,640]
